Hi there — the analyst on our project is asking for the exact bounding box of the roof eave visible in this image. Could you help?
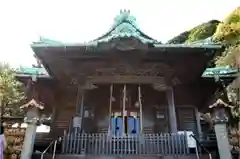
[15,74,52,79]
[30,42,98,48]
[202,74,238,78]
[154,44,222,49]
[31,43,222,50]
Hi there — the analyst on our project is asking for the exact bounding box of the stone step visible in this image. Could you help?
[32,153,201,159]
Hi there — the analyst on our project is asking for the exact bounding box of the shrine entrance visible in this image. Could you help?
[111,111,140,136]
[89,83,170,135]
[106,84,144,136]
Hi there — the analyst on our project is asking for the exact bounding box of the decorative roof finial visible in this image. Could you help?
[120,9,130,15]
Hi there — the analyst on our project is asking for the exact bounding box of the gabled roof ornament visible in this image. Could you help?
[20,99,44,110]
[209,98,234,109]
[92,9,158,45]
[113,9,138,29]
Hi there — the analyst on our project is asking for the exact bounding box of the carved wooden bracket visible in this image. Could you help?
[68,61,176,85]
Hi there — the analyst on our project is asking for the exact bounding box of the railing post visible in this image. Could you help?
[52,140,57,159]
[184,131,189,154]
[59,132,205,156]
[195,143,200,159]
[61,130,66,153]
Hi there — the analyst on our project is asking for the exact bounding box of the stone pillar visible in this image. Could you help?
[166,87,178,133]
[214,124,232,159]
[20,106,41,159]
[195,107,202,136]
[210,99,233,159]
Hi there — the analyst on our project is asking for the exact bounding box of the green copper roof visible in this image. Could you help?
[15,67,49,77]
[31,10,159,47]
[33,37,64,45]
[92,9,159,44]
[31,10,223,49]
[202,66,238,77]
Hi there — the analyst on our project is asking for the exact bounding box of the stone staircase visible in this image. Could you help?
[32,153,202,159]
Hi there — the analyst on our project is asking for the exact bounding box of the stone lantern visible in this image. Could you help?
[20,99,44,159]
[209,98,233,159]
[209,98,233,124]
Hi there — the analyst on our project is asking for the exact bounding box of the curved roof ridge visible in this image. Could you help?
[91,9,160,44]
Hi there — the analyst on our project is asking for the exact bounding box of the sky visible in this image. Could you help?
[0,0,239,67]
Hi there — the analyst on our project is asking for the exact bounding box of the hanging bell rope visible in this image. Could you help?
[108,84,113,135]
[138,84,143,134]
[122,84,126,135]
[75,85,81,114]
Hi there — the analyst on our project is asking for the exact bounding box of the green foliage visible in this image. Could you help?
[213,22,240,45]
[224,7,240,24]
[185,20,220,43]
[214,7,240,67]
[216,45,240,67]
[0,63,26,117]
[167,31,190,44]
[167,20,220,44]
[213,8,240,151]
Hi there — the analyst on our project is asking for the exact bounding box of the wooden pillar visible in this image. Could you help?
[73,86,85,129]
[166,87,178,133]
[20,106,41,159]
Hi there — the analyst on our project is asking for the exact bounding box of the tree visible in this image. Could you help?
[214,7,240,67]
[213,7,240,153]
[0,63,26,117]
[167,20,220,44]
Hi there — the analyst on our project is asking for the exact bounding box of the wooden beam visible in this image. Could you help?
[87,75,165,84]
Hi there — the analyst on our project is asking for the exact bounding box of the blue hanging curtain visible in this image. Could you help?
[135,117,140,134]
[128,117,140,135]
[116,117,123,136]
[111,117,123,136]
